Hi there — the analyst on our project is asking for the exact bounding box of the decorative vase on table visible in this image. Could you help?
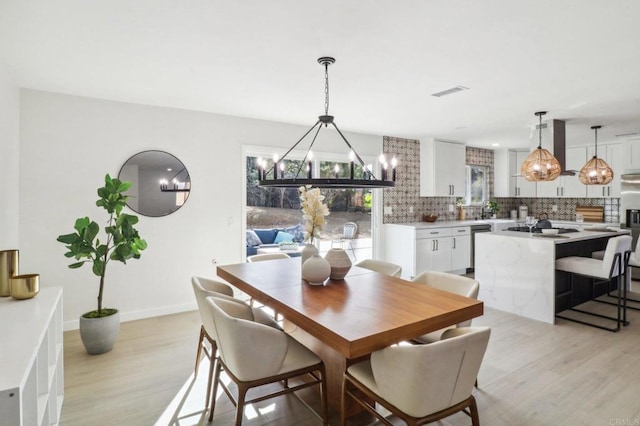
[301,243,319,265]
[324,248,352,280]
[302,255,331,285]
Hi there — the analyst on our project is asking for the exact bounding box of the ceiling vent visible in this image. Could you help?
[431,86,469,97]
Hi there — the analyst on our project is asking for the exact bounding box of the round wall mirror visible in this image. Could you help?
[118,150,191,217]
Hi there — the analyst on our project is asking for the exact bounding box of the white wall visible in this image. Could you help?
[18,90,382,328]
[0,60,20,248]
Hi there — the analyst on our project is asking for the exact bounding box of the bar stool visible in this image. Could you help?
[592,236,640,310]
[555,235,631,332]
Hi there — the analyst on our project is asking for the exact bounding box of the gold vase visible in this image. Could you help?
[0,249,19,297]
[10,274,40,300]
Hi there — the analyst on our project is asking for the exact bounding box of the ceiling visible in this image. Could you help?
[2,0,640,150]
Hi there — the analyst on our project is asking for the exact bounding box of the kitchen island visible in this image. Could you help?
[475,228,629,324]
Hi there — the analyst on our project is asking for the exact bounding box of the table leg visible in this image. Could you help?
[284,322,367,418]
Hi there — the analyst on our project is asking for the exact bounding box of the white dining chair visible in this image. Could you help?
[410,271,480,343]
[207,297,328,425]
[342,327,491,426]
[354,259,402,278]
[246,252,290,262]
[191,276,280,417]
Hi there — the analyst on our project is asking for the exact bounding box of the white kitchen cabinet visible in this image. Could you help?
[586,142,622,198]
[536,146,587,197]
[623,137,640,173]
[385,224,470,279]
[0,287,64,426]
[450,227,471,271]
[420,139,466,197]
[416,228,453,273]
[512,150,537,197]
[494,149,536,197]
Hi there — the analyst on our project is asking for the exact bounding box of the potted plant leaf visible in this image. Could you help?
[486,200,500,218]
[57,174,147,354]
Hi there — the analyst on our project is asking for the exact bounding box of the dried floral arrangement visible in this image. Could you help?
[299,185,330,244]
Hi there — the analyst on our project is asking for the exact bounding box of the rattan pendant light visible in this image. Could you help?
[579,125,613,185]
[520,111,562,181]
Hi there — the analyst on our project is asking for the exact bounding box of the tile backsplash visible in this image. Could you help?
[382,136,620,224]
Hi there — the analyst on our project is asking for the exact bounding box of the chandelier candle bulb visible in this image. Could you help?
[280,162,285,179]
[391,157,398,181]
[349,150,355,179]
[334,164,339,179]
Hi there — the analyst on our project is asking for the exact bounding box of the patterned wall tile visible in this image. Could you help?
[383,136,620,224]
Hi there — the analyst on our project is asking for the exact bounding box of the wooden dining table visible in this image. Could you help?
[217,257,484,413]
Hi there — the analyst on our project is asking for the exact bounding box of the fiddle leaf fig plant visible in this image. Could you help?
[57,174,148,318]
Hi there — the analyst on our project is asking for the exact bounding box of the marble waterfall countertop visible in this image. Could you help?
[496,228,628,243]
[474,228,629,324]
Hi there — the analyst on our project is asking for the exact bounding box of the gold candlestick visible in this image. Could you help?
[0,249,19,297]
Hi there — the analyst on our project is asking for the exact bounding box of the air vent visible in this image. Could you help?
[431,86,469,97]
[616,132,639,137]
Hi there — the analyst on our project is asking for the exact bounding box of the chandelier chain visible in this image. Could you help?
[538,113,543,148]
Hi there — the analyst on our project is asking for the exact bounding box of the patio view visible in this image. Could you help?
[246,156,373,260]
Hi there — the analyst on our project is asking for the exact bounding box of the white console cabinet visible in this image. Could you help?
[0,287,64,426]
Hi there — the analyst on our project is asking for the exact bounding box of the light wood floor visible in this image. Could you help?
[61,297,640,425]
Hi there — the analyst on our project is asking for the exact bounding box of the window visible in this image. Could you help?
[244,154,374,260]
[464,165,487,206]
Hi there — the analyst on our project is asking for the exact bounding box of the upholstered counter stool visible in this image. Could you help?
[555,235,631,332]
[592,236,640,311]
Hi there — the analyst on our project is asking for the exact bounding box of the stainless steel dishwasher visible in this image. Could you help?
[469,224,491,272]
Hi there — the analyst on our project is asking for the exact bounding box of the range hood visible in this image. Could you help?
[531,118,577,176]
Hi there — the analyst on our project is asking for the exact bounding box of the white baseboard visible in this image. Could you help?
[63,302,198,331]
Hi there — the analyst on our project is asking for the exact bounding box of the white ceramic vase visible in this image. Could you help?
[301,243,319,265]
[324,248,352,280]
[302,255,331,285]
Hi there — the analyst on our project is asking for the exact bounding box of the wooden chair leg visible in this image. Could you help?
[209,358,223,422]
[469,395,480,426]
[194,326,205,375]
[204,351,216,413]
[235,384,249,426]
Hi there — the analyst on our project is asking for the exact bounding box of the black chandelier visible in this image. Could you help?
[160,168,191,192]
[258,57,396,189]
